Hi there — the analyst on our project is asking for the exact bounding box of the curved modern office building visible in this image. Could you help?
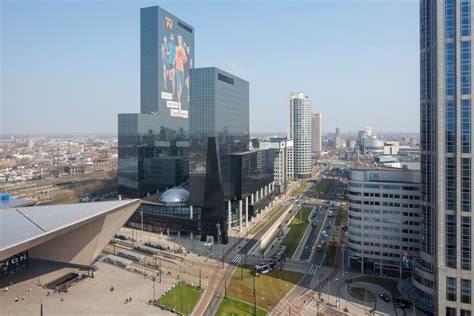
[346,169,421,278]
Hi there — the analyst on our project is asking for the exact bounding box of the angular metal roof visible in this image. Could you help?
[0,195,35,209]
[0,200,137,252]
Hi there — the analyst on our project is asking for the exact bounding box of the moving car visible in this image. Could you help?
[379,293,390,302]
[316,244,323,252]
[393,298,411,309]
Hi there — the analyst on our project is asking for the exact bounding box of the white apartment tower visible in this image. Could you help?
[288,92,312,179]
[311,112,322,154]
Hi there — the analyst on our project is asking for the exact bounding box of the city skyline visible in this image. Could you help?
[2,0,419,135]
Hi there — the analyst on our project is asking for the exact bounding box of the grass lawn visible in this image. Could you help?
[350,287,376,301]
[314,178,336,199]
[322,243,337,267]
[227,265,303,311]
[251,205,284,235]
[282,207,312,258]
[353,276,400,297]
[291,182,308,197]
[216,297,267,316]
[334,208,344,227]
[156,283,202,314]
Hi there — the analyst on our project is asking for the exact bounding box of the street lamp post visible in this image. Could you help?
[253,273,257,316]
[153,278,156,304]
[199,268,202,289]
[318,273,323,300]
[224,270,227,299]
[159,258,162,283]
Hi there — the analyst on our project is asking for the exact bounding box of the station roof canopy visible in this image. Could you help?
[0,195,35,209]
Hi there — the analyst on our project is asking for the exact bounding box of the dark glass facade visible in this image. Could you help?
[127,203,200,233]
[118,5,194,198]
[189,67,250,205]
[188,67,250,243]
[118,113,189,197]
[230,149,275,200]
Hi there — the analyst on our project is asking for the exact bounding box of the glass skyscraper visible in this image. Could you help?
[189,67,250,202]
[407,1,474,314]
[119,7,275,244]
[118,6,194,198]
[189,67,250,242]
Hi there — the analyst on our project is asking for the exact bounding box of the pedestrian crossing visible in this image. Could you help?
[231,253,244,264]
[305,299,326,313]
[308,264,318,275]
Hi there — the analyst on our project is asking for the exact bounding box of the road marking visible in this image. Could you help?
[308,264,318,275]
[305,299,326,311]
[231,253,244,264]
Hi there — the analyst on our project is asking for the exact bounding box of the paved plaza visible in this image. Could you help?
[1,261,177,315]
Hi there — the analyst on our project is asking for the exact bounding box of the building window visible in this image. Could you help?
[462,216,472,270]
[446,100,456,153]
[445,43,456,96]
[445,0,456,38]
[461,309,472,316]
[446,158,456,210]
[447,307,456,316]
[462,100,471,153]
[446,215,457,268]
[462,279,471,304]
[447,277,457,302]
[461,41,471,95]
[462,0,471,36]
[462,158,471,212]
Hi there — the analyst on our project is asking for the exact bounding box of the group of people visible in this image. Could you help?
[161,32,192,108]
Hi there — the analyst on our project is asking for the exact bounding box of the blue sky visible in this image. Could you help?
[1,0,419,135]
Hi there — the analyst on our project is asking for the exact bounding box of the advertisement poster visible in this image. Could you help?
[158,9,194,119]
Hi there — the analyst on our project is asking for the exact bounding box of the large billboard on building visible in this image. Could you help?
[141,6,194,118]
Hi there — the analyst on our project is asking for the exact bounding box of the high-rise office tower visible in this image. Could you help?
[189,67,250,203]
[118,6,194,197]
[288,92,312,178]
[407,1,474,314]
[140,6,194,117]
[189,67,274,243]
[311,113,322,154]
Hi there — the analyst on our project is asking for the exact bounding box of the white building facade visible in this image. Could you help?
[288,92,312,179]
[347,168,421,279]
[311,113,322,154]
[258,138,294,193]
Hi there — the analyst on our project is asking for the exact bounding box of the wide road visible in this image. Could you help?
[193,183,300,316]
[272,177,346,315]
[299,203,329,261]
